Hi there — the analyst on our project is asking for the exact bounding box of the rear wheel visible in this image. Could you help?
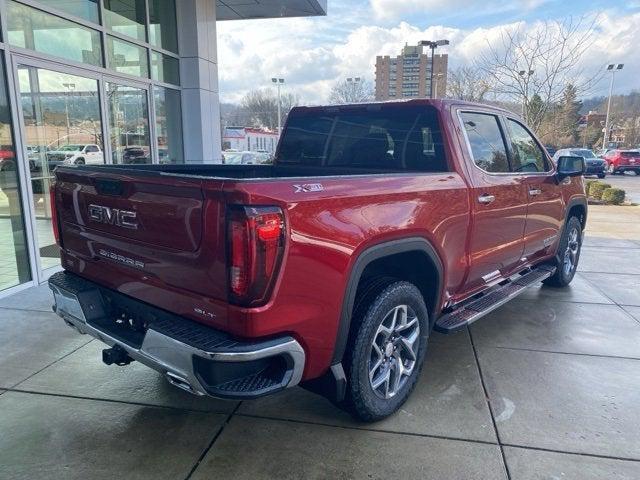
[341,280,429,421]
[597,173,606,179]
[543,216,582,287]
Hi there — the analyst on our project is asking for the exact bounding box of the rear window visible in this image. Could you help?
[277,105,448,172]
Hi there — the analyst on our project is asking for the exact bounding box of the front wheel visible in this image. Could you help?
[342,281,429,422]
[597,173,606,179]
[543,216,583,287]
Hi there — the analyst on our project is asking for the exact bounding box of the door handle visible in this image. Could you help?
[529,189,542,196]
[478,194,496,204]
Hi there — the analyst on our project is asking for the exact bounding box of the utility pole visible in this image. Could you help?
[603,63,624,149]
[418,40,449,99]
[271,77,285,135]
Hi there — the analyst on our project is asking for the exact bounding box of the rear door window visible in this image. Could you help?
[506,119,551,173]
[278,106,448,172]
[460,112,510,173]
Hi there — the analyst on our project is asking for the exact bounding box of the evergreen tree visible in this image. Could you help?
[560,84,582,145]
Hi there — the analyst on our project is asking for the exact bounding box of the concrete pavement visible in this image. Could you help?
[1,205,639,479]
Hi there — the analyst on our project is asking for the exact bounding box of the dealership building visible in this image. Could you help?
[0,0,327,296]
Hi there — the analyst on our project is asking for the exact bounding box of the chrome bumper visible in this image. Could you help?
[49,272,305,399]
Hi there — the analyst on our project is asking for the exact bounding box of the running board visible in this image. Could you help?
[434,265,556,334]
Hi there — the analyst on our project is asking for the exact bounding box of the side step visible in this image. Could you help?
[434,265,556,334]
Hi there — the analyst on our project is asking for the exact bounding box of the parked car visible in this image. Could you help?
[47,144,104,167]
[222,151,261,165]
[552,148,606,178]
[602,149,640,175]
[121,147,150,164]
[544,145,557,157]
[49,99,587,421]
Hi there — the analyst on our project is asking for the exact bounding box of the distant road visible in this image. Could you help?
[600,172,640,204]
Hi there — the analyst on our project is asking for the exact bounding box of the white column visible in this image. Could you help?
[178,0,222,163]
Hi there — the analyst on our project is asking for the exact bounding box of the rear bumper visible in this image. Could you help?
[48,271,305,399]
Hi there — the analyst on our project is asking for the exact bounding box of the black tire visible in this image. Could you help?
[75,158,85,165]
[341,280,429,422]
[543,216,583,288]
[597,173,606,179]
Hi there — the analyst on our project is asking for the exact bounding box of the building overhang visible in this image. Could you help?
[216,0,327,20]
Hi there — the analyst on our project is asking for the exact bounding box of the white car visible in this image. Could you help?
[47,144,104,166]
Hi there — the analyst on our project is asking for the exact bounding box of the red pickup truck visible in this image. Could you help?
[49,100,587,421]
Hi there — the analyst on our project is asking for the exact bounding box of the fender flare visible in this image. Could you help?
[553,196,588,262]
[331,237,444,365]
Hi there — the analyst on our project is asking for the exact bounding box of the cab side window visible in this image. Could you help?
[460,112,510,173]
[507,119,550,173]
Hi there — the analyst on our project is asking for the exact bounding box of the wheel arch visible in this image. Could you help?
[331,237,444,365]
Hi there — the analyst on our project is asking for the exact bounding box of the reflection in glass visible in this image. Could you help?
[151,52,180,86]
[7,1,103,67]
[34,0,99,24]
[149,0,178,53]
[154,87,184,164]
[107,36,149,78]
[0,54,31,290]
[104,0,146,41]
[107,83,151,164]
[18,66,103,271]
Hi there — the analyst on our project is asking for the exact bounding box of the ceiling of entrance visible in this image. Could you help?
[216,0,327,20]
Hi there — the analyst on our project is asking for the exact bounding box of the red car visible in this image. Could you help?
[48,100,587,421]
[603,149,640,175]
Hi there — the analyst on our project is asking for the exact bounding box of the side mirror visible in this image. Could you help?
[556,156,585,178]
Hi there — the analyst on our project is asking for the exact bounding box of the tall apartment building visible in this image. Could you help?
[375,45,448,101]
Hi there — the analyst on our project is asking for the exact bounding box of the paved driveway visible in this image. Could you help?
[1,206,639,479]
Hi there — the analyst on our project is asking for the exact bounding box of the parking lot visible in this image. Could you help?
[1,205,639,479]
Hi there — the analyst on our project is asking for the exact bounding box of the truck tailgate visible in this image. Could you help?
[54,167,229,310]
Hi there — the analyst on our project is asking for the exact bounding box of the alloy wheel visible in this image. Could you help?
[563,227,580,276]
[368,304,420,399]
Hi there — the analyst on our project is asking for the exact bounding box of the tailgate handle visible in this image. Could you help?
[95,179,124,196]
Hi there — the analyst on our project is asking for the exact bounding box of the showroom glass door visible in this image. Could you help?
[105,81,152,164]
[15,62,105,279]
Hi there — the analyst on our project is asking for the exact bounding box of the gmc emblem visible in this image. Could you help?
[88,204,138,230]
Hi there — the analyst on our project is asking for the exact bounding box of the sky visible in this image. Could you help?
[216,0,640,105]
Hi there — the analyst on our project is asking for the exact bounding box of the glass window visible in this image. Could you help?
[0,54,32,290]
[507,119,550,173]
[461,112,510,173]
[151,52,180,86]
[106,36,149,78]
[149,0,179,53]
[104,0,146,41]
[34,1,99,23]
[107,83,151,164]
[7,1,103,67]
[18,66,103,272]
[278,106,448,172]
[154,87,184,164]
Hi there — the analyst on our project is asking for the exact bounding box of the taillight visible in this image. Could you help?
[227,206,285,306]
[50,183,60,245]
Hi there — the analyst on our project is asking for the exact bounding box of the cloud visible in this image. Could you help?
[369,0,548,21]
[216,11,640,105]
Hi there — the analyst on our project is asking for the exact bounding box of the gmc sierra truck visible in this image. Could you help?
[48,100,587,421]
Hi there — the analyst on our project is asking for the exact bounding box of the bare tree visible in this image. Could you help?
[446,66,493,102]
[478,16,601,131]
[329,78,374,104]
[240,88,299,130]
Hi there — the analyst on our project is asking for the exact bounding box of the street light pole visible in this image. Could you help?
[271,77,285,135]
[346,77,361,102]
[62,82,75,142]
[419,40,449,99]
[603,63,624,149]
